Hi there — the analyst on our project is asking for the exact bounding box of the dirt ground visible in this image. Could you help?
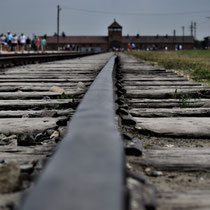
[125,131,210,210]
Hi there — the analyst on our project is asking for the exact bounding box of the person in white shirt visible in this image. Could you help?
[19,33,26,53]
[0,34,6,52]
[11,34,18,52]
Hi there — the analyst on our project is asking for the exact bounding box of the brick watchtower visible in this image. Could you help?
[108,19,122,49]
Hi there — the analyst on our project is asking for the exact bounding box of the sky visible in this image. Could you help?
[1,0,210,40]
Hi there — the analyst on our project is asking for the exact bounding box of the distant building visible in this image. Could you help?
[44,20,194,52]
[204,37,210,49]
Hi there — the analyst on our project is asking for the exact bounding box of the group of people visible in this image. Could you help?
[128,43,136,51]
[0,32,47,53]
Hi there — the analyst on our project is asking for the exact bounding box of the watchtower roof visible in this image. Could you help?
[108,19,122,29]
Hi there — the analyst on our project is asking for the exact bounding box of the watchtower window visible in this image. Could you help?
[109,28,122,32]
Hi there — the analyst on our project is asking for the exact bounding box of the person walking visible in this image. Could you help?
[41,36,47,52]
[26,37,31,52]
[6,32,13,52]
[17,36,21,51]
[31,35,36,51]
[35,37,40,52]
[0,33,6,52]
[20,33,26,53]
[11,34,18,52]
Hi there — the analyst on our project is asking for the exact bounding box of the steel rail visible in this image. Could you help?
[18,56,125,210]
[0,52,96,67]
[0,51,85,57]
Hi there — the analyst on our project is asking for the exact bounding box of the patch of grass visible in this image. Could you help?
[144,143,154,149]
[126,50,210,84]
[57,92,71,100]
[56,92,79,100]
[53,104,60,109]
[179,93,191,108]
[173,89,201,108]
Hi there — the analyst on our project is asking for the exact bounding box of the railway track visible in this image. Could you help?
[119,53,210,210]
[1,52,210,210]
[0,52,120,210]
[0,52,94,68]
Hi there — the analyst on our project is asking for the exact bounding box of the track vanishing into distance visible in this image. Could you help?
[0,52,210,210]
[0,52,118,210]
